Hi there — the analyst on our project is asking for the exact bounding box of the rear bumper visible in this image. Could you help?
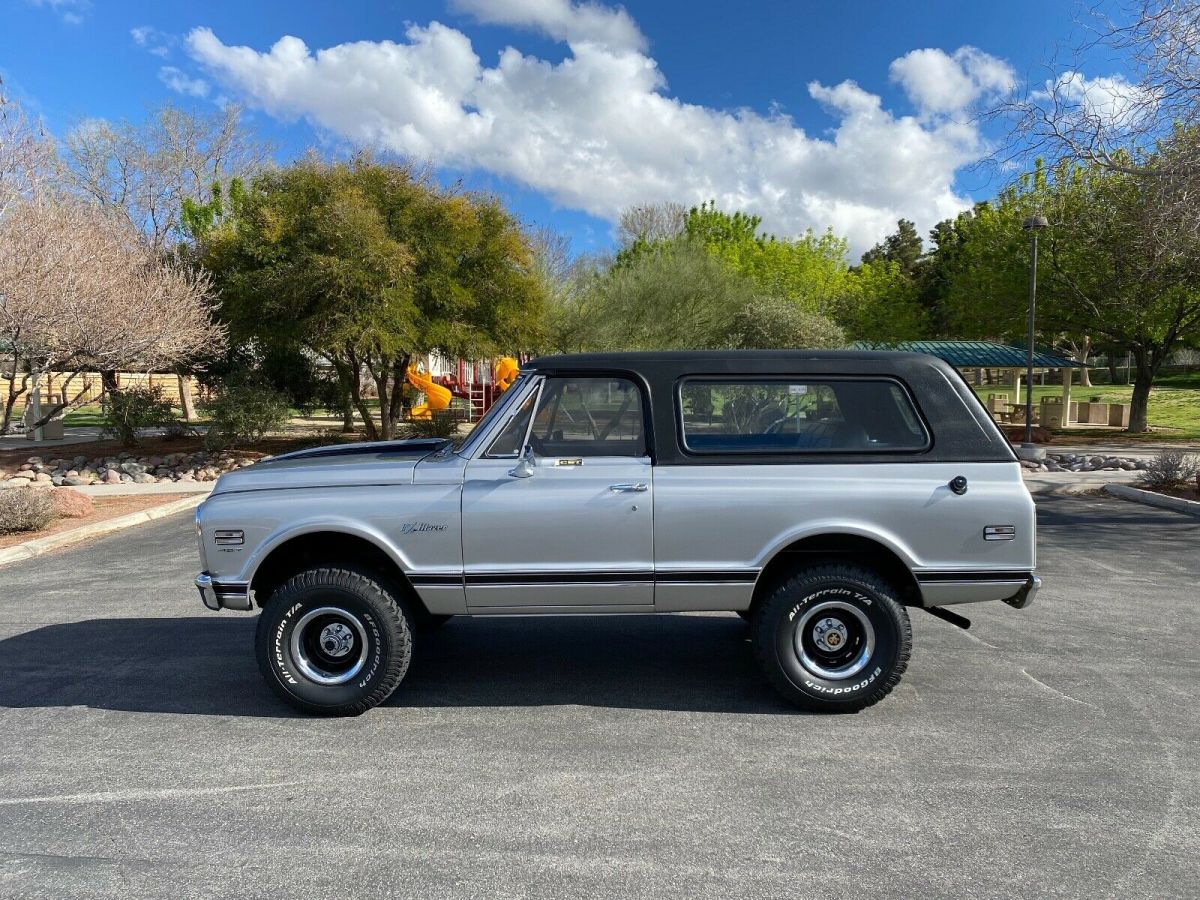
[1003,574,1040,610]
[917,570,1039,609]
[195,572,253,611]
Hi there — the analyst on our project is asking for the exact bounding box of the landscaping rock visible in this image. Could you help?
[11,448,261,491]
[1022,451,1154,475]
[50,487,94,518]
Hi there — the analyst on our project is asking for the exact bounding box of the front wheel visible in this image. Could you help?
[255,566,413,715]
[752,563,911,712]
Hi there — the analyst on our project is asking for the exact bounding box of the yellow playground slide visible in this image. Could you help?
[495,357,519,391]
[406,367,452,419]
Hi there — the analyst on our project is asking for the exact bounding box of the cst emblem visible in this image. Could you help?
[400,522,447,534]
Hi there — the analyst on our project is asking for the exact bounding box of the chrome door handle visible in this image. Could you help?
[609,482,648,492]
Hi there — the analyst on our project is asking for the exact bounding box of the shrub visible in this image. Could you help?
[50,488,94,519]
[1136,450,1200,491]
[102,386,183,448]
[729,298,847,350]
[397,410,461,441]
[202,381,290,450]
[0,487,57,534]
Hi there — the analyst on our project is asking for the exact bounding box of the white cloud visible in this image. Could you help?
[451,0,645,52]
[158,66,210,98]
[889,46,1014,117]
[1051,72,1151,128]
[132,25,173,58]
[185,10,1010,256]
[26,0,89,25]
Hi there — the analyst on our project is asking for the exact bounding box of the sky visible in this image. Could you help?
[1,0,1124,258]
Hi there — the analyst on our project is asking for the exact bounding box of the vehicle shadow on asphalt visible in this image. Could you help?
[0,614,797,717]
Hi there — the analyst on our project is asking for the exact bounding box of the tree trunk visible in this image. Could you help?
[369,357,392,440]
[1127,349,1158,434]
[1106,358,1120,384]
[178,374,197,421]
[1078,336,1092,387]
[0,354,30,435]
[343,347,379,441]
[328,357,357,432]
[29,374,88,429]
[387,353,411,435]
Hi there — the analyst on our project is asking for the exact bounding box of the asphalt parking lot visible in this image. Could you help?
[0,494,1197,899]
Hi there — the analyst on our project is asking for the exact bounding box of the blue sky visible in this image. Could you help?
[2,0,1106,256]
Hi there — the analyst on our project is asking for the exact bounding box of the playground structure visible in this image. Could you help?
[405,356,520,421]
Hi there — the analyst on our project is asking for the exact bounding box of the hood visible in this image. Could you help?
[209,438,451,495]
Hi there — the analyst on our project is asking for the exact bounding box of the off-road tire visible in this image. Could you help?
[255,566,413,715]
[752,563,911,712]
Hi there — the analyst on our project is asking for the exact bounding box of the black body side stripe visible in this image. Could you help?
[655,571,759,584]
[409,574,465,586]
[466,572,653,585]
[409,570,759,587]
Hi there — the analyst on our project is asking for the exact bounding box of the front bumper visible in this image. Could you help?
[195,572,253,611]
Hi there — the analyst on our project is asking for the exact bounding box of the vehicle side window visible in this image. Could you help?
[486,388,539,457]
[679,379,928,453]
[528,376,646,457]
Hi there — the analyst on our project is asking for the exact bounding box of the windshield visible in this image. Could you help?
[452,373,530,455]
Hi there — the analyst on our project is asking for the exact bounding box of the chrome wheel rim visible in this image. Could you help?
[794,600,875,680]
[290,606,369,686]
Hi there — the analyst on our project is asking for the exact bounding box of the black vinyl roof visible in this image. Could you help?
[521,350,1017,465]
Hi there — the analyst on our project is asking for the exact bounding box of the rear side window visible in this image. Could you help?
[678,379,929,454]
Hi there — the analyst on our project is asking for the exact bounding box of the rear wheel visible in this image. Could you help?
[752,563,911,712]
[255,566,412,715]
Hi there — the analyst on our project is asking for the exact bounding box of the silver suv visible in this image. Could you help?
[194,351,1038,715]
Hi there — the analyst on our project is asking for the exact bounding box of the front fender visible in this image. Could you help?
[197,483,463,586]
[235,516,416,586]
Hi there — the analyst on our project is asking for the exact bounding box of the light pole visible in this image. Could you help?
[1021,214,1049,452]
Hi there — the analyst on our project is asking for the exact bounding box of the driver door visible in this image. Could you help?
[461,375,654,611]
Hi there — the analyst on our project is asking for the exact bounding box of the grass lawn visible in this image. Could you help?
[972,372,1200,442]
[61,406,107,427]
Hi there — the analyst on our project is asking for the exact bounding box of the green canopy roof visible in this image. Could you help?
[854,340,1082,368]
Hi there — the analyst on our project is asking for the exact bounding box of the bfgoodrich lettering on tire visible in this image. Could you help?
[255,566,412,716]
[752,563,911,712]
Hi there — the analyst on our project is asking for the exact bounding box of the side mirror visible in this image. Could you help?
[508,444,537,478]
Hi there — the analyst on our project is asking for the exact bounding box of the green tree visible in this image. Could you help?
[836,259,927,342]
[584,242,758,350]
[191,157,544,440]
[942,151,1200,432]
[682,201,853,312]
[861,218,923,277]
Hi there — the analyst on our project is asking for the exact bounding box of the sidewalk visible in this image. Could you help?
[0,427,105,452]
[72,481,213,497]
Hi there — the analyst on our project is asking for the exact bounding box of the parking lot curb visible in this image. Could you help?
[0,494,205,568]
[1103,483,1200,516]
